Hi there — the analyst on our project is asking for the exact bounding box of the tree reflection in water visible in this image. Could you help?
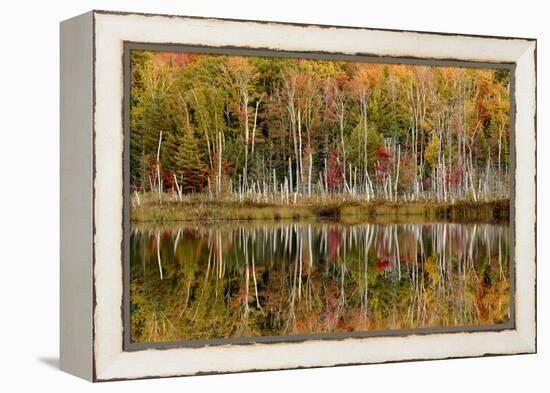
[130,221,509,343]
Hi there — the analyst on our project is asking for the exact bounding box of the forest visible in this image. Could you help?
[129,50,511,220]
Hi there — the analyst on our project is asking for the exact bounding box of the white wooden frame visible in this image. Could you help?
[60,10,536,381]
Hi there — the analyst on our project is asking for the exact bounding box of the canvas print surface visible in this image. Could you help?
[128,50,511,345]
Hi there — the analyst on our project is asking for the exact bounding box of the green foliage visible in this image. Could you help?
[174,129,208,192]
[368,76,409,141]
[129,50,511,200]
[346,124,384,168]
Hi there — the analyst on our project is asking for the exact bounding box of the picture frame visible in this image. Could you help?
[60,10,536,381]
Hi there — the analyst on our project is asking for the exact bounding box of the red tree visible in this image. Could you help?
[327,148,343,192]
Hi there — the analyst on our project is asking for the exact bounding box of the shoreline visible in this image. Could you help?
[131,198,509,224]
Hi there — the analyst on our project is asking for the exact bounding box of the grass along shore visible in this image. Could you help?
[131,193,509,224]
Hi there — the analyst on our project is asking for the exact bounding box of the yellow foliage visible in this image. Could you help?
[424,137,440,168]
[424,255,440,287]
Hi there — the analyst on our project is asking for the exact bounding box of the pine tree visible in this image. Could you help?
[174,129,207,193]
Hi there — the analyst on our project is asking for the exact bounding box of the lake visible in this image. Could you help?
[129,220,510,344]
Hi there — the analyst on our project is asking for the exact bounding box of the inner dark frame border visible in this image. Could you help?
[122,41,517,352]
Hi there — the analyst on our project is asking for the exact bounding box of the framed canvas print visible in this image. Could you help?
[60,10,537,381]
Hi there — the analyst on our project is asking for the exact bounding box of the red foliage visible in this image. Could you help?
[447,167,463,188]
[327,228,341,263]
[146,161,179,192]
[375,147,392,160]
[153,52,199,66]
[372,147,393,180]
[323,92,338,125]
[162,169,175,190]
[183,168,205,192]
[375,260,392,272]
[336,71,349,90]
[327,148,343,191]
[147,160,159,178]
[160,230,173,243]
[371,164,383,172]
[210,153,235,177]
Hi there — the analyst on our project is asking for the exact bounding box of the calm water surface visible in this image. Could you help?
[130,220,510,343]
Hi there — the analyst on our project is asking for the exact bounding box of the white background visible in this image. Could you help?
[0,0,546,391]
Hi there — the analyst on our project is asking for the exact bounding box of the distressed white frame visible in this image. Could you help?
[61,10,536,381]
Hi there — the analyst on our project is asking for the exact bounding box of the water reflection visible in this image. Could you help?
[130,221,510,343]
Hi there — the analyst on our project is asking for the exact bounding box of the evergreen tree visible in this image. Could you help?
[174,129,207,193]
